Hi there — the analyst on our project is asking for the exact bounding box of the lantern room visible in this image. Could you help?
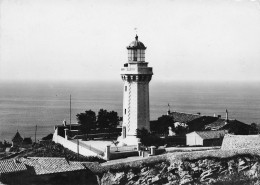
[127,35,146,62]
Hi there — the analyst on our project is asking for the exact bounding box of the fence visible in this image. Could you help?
[110,145,137,153]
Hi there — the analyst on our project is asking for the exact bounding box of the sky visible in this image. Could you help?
[1,0,260,83]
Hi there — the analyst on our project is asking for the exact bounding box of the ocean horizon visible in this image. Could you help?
[0,80,259,142]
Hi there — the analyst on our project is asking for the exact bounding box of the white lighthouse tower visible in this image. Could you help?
[118,35,153,146]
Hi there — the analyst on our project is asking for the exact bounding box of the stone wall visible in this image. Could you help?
[221,134,260,150]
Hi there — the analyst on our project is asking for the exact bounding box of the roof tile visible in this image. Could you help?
[20,157,85,175]
[0,159,27,174]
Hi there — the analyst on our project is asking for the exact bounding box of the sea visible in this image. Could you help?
[0,81,259,142]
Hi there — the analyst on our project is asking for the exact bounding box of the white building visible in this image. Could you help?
[186,130,226,146]
[118,35,153,146]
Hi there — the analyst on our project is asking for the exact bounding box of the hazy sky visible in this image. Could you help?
[1,0,260,82]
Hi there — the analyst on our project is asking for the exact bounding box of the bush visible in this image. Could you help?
[137,128,164,147]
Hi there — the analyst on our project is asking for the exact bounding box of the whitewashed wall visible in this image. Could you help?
[186,132,203,146]
[53,134,98,157]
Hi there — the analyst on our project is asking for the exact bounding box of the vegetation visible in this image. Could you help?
[76,110,96,135]
[136,128,164,147]
[150,115,173,135]
[41,134,53,141]
[250,123,259,134]
[16,141,105,163]
[174,125,188,136]
[151,115,174,134]
[112,140,119,152]
[97,109,120,132]
[76,109,120,135]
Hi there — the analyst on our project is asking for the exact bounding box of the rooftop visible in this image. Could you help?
[12,131,23,142]
[20,157,85,175]
[127,35,146,50]
[169,111,201,124]
[0,159,27,174]
[188,130,227,140]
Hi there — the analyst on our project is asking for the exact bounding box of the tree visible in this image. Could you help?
[107,111,120,131]
[97,109,109,130]
[137,128,164,148]
[76,110,96,134]
[97,109,119,131]
[150,115,174,134]
[112,140,119,152]
[250,123,259,134]
[42,134,53,141]
[175,125,187,136]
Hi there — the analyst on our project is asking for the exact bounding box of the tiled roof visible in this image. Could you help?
[188,130,227,140]
[205,119,226,130]
[205,119,250,131]
[20,157,85,175]
[0,159,27,174]
[12,131,23,142]
[169,111,201,124]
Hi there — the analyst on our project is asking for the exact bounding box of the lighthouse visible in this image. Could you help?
[119,35,153,146]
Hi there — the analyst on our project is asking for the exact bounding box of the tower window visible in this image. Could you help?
[125,86,127,91]
[125,109,126,114]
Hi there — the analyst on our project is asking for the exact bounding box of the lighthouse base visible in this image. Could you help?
[117,135,140,146]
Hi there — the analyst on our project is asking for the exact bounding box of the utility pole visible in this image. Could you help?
[70,94,72,131]
[77,130,79,160]
[35,125,37,143]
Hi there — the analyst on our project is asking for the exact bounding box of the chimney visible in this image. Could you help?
[63,120,67,126]
[225,109,229,125]
[225,109,229,121]
[167,103,171,115]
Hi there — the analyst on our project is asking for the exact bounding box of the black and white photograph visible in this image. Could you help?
[0,0,260,184]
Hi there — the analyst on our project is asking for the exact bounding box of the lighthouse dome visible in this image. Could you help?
[127,35,146,50]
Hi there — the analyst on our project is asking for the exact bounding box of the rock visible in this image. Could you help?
[238,158,246,166]
[179,175,193,185]
[160,165,168,174]
[167,173,179,182]
[100,172,127,185]
[219,169,228,175]
[208,178,217,184]
[190,163,196,168]
[100,172,114,185]
[141,167,148,173]
[168,166,178,174]
[151,175,160,183]
[192,166,199,172]
[200,169,211,178]
[178,171,190,179]
[147,168,160,176]
[126,170,135,180]
[200,172,213,181]
[246,162,258,178]
[113,172,127,185]
[238,165,250,172]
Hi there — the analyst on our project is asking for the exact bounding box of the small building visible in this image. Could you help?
[0,159,28,184]
[11,131,23,147]
[0,157,94,184]
[21,137,33,148]
[186,130,226,146]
